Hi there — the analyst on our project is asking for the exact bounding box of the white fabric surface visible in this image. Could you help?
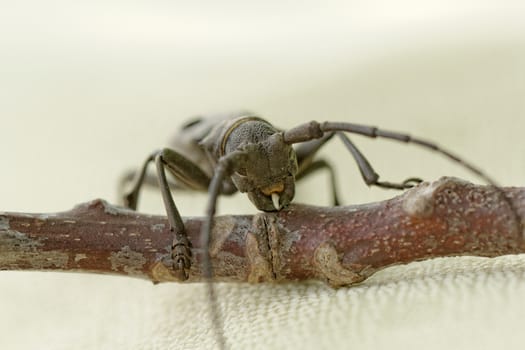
[2,256,525,350]
[1,1,525,349]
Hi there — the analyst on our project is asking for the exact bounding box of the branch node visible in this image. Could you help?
[246,214,275,283]
[151,258,185,283]
[265,214,281,279]
[72,198,126,216]
[403,176,466,218]
[314,242,366,287]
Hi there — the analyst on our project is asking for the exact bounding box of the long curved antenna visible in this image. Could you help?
[283,121,523,235]
[201,150,248,350]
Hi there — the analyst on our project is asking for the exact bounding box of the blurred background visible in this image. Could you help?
[1,1,525,349]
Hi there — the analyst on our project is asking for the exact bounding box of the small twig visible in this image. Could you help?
[1,177,524,287]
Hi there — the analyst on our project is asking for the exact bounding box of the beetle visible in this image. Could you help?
[121,111,429,276]
[120,111,518,349]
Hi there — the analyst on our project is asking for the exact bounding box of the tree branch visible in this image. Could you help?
[1,177,524,287]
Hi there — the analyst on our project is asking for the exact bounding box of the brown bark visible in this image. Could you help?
[1,177,524,287]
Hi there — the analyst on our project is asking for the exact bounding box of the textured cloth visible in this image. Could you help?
[2,256,525,349]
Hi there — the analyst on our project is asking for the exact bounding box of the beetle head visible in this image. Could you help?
[231,133,298,211]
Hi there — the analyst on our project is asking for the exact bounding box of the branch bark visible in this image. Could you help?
[1,177,524,287]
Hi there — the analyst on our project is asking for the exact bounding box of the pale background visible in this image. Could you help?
[1,1,525,349]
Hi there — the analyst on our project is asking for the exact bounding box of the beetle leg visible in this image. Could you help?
[336,132,423,189]
[122,148,213,280]
[121,151,157,210]
[295,159,340,206]
[293,133,339,205]
[122,148,212,210]
[119,169,187,203]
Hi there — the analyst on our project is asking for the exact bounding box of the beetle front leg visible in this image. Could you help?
[156,148,215,279]
[154,153,191,279]
[122,148,213,280]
